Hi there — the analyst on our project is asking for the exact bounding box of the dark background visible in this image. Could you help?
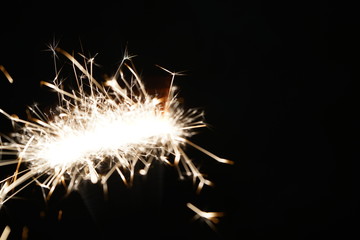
[0,1,359,239]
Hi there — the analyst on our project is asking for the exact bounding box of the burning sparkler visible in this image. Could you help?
[0,46,232,228]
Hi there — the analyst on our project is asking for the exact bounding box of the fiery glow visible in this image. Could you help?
[0,47,232,207]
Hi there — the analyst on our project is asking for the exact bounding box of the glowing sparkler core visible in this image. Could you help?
[34,99,179,171]
[0,47,232,207]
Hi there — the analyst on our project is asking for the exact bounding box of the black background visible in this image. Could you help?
[0,1,359,239]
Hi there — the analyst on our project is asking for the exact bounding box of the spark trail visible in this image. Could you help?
[0,47,232,210]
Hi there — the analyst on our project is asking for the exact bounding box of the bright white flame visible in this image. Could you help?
[37,103,178,169]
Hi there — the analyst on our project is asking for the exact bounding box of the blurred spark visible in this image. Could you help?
[21,226,29,240]
[0,226,11,240]
[187,203,224,231]
[57,210,63,221]
[0,65,13,84]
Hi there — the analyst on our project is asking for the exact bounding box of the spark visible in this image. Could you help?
[21,226,29,240]
[57,210,63,221]
[0,226,11,240]
[187,203,224,231]
[0,46,233,208]
[0,65,13,84]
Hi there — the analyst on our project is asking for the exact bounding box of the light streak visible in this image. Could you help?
[0,226,11,240]
[0,65,13,83]
[187,203,224,231]
[0,46,232,212]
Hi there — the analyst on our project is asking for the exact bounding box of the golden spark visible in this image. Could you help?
[187,203,224,231]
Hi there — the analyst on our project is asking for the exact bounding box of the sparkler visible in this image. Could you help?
[0,46,232,226]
